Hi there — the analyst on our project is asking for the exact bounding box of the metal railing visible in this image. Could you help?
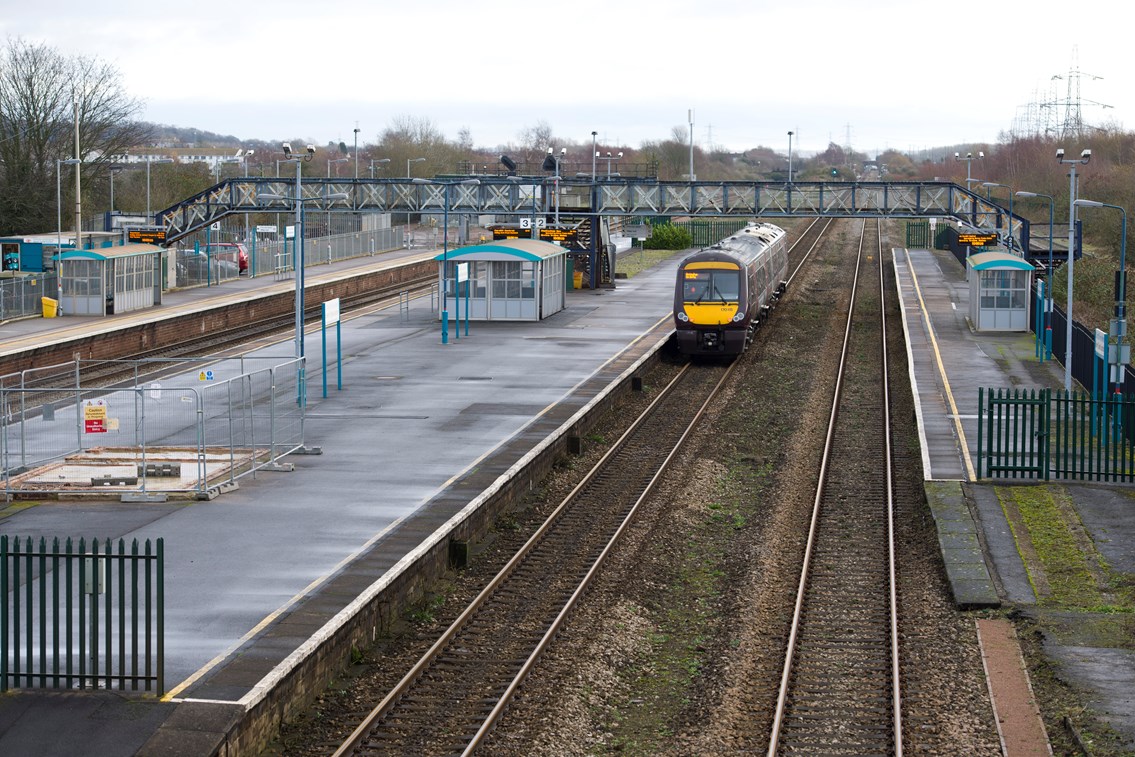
[1,535,164,693]
[1,274,59,322]
[978,387,1135,481]
[1,357,306,498]
[247,225,404,278]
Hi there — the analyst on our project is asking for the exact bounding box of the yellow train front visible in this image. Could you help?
[673,223,788,357]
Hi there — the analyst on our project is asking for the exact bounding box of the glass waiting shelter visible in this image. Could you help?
[967,251,1035,331]
[54,244,162,316]
[434,239,567,322]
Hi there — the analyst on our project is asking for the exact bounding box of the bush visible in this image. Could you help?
[644,224,692,250]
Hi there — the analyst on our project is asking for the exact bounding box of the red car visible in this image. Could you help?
[206,243,249,274]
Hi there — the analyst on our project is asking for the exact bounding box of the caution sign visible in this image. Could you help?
[84,399,108,434]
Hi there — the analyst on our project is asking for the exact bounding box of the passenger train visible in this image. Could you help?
[673,222,788,356]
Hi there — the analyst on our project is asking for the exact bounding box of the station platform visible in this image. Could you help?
[0,246,682,756]
[895,245,1135,750]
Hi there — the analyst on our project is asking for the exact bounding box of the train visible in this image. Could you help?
[673,222,789,356]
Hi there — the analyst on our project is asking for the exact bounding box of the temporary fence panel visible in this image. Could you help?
[1,535,163,693]
[1,357,306,497]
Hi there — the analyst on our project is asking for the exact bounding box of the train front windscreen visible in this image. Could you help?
[682,269,739,304]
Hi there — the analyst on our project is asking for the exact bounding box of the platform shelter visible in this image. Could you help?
[967,251,1035,331]
[55,244,162,316]
[433,239,567,321]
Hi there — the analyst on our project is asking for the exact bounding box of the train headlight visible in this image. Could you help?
[677,311,689,322]
[732,312,745,322]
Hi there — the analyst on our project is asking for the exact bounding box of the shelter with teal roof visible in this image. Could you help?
[54,244,163,316]
[433,239,567,322]
[966,251,1035,331]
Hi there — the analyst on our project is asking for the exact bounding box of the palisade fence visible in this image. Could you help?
[979,387,1135,481]
[1,535,163,693]
[1,356,307,498]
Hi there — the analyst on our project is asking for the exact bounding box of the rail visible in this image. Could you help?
[767,219,903,755]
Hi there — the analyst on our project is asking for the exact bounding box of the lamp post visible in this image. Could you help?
[259,144,348,398]
[787,131,794,183]
[688,109,695,182]
[413,177,480,344]
[368,158,390,178]
[407,157,425,178]
[591,131,598,179]
[598,151,622,178]
[954,150,984,184]
[542,147,565,225]
[109,165,124,213]
[1017,190,1056,359]
[981,182,1015,251]
[145,157,174,219]
[353,125,360,179]
[1075,198,1128,389]
[1057,147,1091,391]
[56,158,82,314]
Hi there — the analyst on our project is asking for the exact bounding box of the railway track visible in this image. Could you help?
[332,361,736,756]
[767,219,903,755]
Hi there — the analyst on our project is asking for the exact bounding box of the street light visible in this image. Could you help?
[328,154,349,178]
[56,158,82,314]
[413,177,480,344]
[542,147,566,225]
[407,157,426,178]
[258,142,350,365]
[1057,147,1091,391]
[954,150,984,184]
[1017,190,1056,360]
[1075,198,1128,388]
[109,165,124,213]
[597,151,623,179]
[591,131,598,179]
[368,158,390,178]
[787,131,794,183]
[353,125,360,179]
[981,182,1015,251]
[145,157,175,219]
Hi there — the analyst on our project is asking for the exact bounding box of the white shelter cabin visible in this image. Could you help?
[967,251,1035,331]
[434,239,567,321]
[55,244,162,316]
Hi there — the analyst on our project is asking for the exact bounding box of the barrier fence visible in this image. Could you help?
[978,387,1135,481]
[1,356,306,498]
[1,273,58,321]
[1,535,164,693]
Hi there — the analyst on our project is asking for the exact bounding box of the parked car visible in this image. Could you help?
[204,242,249,274]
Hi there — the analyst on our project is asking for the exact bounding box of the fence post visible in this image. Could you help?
[977,387,984,478]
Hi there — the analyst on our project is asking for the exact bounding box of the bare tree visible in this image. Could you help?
[0,37,150,235]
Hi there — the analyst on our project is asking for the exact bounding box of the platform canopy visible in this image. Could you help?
[432,238,567,322]
[966,251,1036,271]
[432,238,567,262]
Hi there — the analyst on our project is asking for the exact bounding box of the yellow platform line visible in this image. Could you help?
[905,249,976,482]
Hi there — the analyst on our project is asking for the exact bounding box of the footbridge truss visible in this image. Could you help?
[157,177,1031,250]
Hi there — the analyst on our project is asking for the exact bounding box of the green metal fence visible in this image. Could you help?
[1,536,163,693]
[906,220,931,248]
[673,219,750,247]
[978,387,1135,481]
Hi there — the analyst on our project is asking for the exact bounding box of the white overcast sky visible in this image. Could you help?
[2,0,1129,157]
